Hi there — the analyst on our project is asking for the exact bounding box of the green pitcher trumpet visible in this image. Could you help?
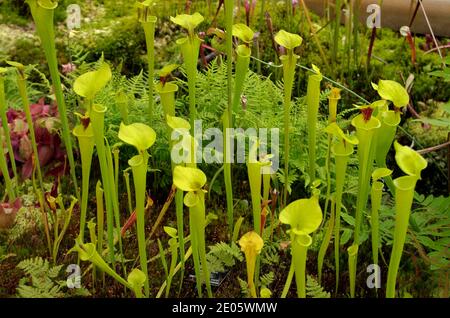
[71,239,129,287]
[177,33,201,128]
[224,2,235,239]
[247,139,272,235]
[351,104,381,240]
[70,238,146,298]
[221,112,234,237]
[239,231,264,298]
[162,226,179,298]
[171,12,204,134]
[137,0,157,122]
[247,141,272,293]
[232,24,254,114]
[274,30,303,206]
[156,82,179,118]
[52,195,77,263]
[173,165,212,298]
[74,63,124,266]
[386,141,427,298]
[115,90,129,125]
[306,64,323,181]
[325,122,358,292]
[328,87,341,123]
[224,0,234,123]
[129,153,150,296]
[119,122,157,297]
[90,104,115,264]
[372,80,410,109]
[73,124,95,243]
[279,190,322,298]
[26,0,78,196]
[374,110,400,183]
[165,114,189,291]
[127,268,147,299]
[322,88,341,262]
[350,103,380,296]
[372,80,409,193]
[74,61,112,111]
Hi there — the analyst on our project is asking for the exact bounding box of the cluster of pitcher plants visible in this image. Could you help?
[0,0,432,298]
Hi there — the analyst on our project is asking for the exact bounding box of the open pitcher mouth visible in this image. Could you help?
[394,175,418,191]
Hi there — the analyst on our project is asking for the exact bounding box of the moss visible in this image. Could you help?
[403,100,450,148]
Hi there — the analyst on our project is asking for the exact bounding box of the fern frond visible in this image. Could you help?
[306,275,331,298]
[16,257,64,298]
[237,277,250,297]
[260,271,275,288]
[206,242,243,273]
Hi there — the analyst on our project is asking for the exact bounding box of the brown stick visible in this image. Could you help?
[417,140,450,155]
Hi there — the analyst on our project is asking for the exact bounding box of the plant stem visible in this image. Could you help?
[333,144,351,293]
[96,181,104,254]
[189,205,203,297]
[53,197,77,263]
[233,45,251,114]
[0,136,15,201]
[142,18,157,123]
[306,70,322,182]
[123,170,133,215]
[299,0,329,69]
[332,0,342,66]
[175,188,185,293]
[105,140,126,275]
[224,0,235,239]
[113,148,120,197]
[130,152,150,297]
[0,75,19,184]
[95,181,105,285]
[280,53,298,206]
[178,36,201,135]
[17,76,44,194]
[386,176,417,298]
[248,143,262,235]
[292,238,309,298]
[352,0,361,67]
[191,191,212,298]
[374,111,400,194]
[223,113,234,238]
[318,196,335,283]
[225,0,234,123]
[90,104,115,265]
[371,181,383,269]
[281,261,295,298]
[348,244,359,298]
[350,115,380,296]
[73,125,94,243]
